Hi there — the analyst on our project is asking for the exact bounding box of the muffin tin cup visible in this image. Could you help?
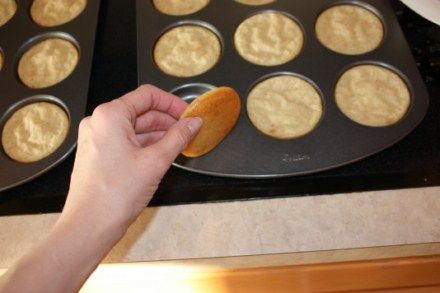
[334,61,414,127]
[315,0,387,55]
[152,19,224,77]
[137,0,429,178]
[0,0,101,191]
[246,71,326,140]
[170,83,216,102]
[233,9,306,66]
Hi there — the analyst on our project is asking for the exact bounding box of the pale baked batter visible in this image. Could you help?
[234,0,275,5]
[31,0,87,27]
[154,25,221,77]
[0,0,16,27]
[2,102,69,163]
[335,65,410,127]
[18,38,79,89]
[234,12,303,66]
[153,0,209,16]
[247,75,323,139]
[315,4,383,55]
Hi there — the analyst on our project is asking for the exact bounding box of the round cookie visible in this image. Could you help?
[31,0,87,27]
[153,0,209,16]
[0,0,16,27]
[247,75,323,139]
[154,25,221,77]
[234,0,275,5]
[2,102,69,163]
[315,4,383,55]
[335,65,410,127]
[180,87,241,157]
[18,38,79,89]
[234,12,303,66]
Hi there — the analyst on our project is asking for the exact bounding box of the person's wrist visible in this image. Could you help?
[59,196,130,249]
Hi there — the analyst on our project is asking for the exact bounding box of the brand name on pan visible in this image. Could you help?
[281,154,311,163]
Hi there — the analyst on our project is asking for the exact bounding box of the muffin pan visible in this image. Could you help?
[136,0,429,178]
[0,0,100,191]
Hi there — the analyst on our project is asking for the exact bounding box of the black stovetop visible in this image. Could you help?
[0,0,439,216]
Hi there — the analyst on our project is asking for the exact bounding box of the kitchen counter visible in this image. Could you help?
[1,186,439,268]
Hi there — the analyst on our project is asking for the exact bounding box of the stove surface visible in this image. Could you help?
[0,0,439,215]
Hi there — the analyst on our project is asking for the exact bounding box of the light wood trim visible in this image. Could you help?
[373,286,440,293]
[79,254,440,292]
[203,255,440,292]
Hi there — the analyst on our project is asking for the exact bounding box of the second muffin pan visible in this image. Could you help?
[0,0,101,191]
[136,0,429,178]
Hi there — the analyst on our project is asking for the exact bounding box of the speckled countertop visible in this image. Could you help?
[0,186,439,267]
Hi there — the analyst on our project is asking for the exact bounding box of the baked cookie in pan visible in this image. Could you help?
[335,64,410,127]
[315,4,384,55]
[2,102,69,163]
[18,38,79,89]
[152,0,209,16]
[30,0,87,27]
[0,0,16,27]
[154,25,221,77]
[247,75,323,139]
[234,12,303,66]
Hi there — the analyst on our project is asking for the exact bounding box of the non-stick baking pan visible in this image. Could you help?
[136,0,429,178]
[0,0,101,191]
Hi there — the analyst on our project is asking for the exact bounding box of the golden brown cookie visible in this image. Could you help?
[234,12,303,66]
[180,87,241,157]
[2,102,69,163]
[247,75,323,139]
[154,25,221,77]
[0,0,16,27]
[335,65,410,127]
[315,4,383,55]
[153,0,209,16]
[18,38,79,89]
[234,0,275,5]
[31,0,87,27]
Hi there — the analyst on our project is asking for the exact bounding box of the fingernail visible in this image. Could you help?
[187,117,203,136]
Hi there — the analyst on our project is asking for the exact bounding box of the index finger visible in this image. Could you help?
[119,84,188,120]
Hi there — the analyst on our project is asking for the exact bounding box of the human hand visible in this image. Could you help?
[62,85,202,238]
[0,85,203,293]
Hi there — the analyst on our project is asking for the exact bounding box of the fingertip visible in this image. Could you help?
[184,117,203,136]
[143,117,203,165]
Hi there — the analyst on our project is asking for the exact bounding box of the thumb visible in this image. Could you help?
[145,117,203,167]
